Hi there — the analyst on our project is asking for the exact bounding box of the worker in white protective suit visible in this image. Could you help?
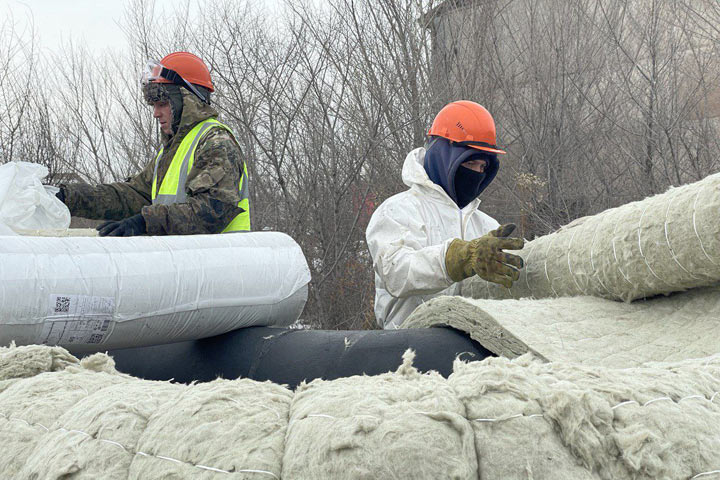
[366,100,525,329]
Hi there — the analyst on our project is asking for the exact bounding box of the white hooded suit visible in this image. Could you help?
[366,147,499,329]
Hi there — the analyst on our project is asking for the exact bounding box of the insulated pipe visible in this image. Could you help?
[104,326,492,389]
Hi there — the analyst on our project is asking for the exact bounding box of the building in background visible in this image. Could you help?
[422,0,720,237]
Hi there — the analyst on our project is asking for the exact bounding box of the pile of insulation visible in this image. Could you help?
[2,343,720,479]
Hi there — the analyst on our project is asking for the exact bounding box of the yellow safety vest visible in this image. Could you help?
[151,118,250,232]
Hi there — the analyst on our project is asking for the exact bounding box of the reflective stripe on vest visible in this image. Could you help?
[151,118,250,232]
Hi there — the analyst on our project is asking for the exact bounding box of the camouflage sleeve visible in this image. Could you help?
[61,161,154,220]
[141,129,245,235]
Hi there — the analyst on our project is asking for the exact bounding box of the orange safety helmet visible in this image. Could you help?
[427,100,506,155]
[145,52,214,92]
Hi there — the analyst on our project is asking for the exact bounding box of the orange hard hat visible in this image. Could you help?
[427,100,505,154]
[154,52,214,92]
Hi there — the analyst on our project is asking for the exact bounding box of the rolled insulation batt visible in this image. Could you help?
[403,287,720,367]
[462,173,720,301]
[0,231,311,353]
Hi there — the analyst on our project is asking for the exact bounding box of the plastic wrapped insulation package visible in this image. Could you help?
[0,162,70,231]
[0,232,311,353]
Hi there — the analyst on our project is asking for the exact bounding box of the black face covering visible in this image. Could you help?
[424,137,499,209]
[454,166,487,209]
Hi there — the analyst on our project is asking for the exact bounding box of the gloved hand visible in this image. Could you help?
[445,223,525,288]
[55,187,66,204]
[97,214,147,237]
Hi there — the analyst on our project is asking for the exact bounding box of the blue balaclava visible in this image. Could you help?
[423,136,499,208]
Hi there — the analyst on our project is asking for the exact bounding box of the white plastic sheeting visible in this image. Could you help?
[0,232,311,353]
[0,162,70,232]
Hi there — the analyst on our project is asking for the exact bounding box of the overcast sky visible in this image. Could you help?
[0,0,288,53]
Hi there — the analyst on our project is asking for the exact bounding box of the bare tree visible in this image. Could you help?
[427,0,720,236]
[4,0,720,327]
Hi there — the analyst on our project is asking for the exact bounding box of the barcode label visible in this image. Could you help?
[42,294,116,346]
[48,294,114,317]
[55,296,71,313]
[40,317,114,346]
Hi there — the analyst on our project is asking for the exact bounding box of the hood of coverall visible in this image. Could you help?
[423,136,498,209]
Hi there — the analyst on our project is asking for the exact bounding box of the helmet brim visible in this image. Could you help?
[467,144,506,155]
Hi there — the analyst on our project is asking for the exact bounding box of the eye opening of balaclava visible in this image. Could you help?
[142,83,212,135]
[142,82,184,135]
[424,136,499,209]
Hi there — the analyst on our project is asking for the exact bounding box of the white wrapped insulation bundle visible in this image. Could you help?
[0,232,311,353]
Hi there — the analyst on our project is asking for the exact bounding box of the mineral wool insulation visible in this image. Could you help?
[2,344,720,479]
[462,172,720,301]
[402,286,720,367]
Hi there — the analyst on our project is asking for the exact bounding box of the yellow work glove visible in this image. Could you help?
[445,224,525,288]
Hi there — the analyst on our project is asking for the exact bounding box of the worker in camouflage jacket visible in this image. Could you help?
[57,52,250,236]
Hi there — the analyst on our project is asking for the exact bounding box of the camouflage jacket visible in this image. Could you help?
[62,89,247,235]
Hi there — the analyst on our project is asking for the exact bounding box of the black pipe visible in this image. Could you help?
[102,326,491,389]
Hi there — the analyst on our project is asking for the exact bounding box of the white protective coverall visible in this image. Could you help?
[366,147,499,329]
